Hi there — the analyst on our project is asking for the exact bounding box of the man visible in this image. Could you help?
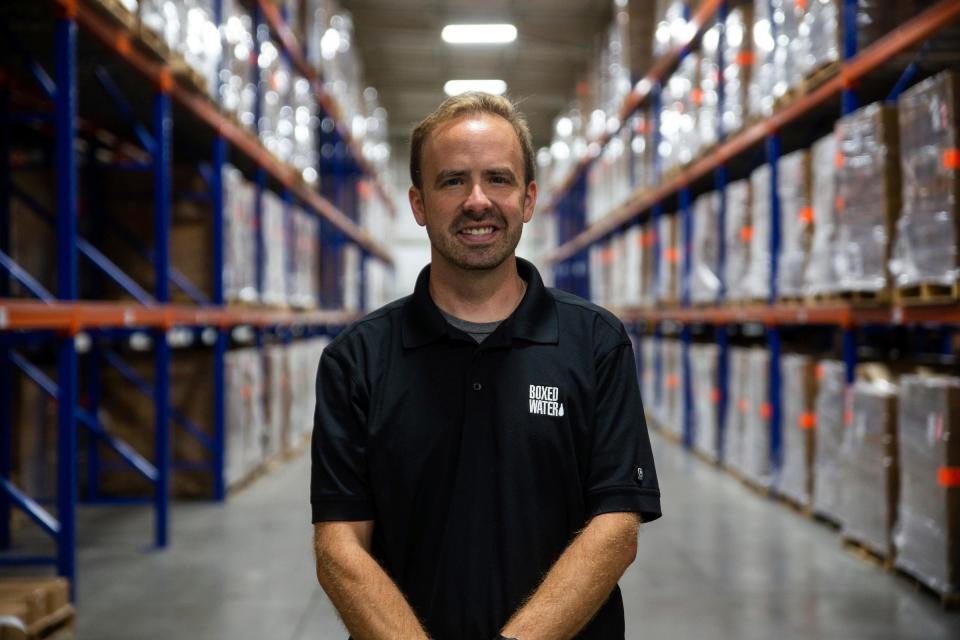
[311,92,661,640]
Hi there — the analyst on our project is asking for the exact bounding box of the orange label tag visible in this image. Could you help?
[665,247,680,264]
[739,226,753,243]
[795,0,809,9]
[710,388,721,404]
[799,207,814,224]
[844,409,853,426]
[691,88,704,106]
[738,398,748,414]
[760,402,772,420]
[944,149,960,170]
[645,231,657,248]
[815,363,825,380]
[938,467,960,487]
[735,51,754,67]
[601,248,615,265]
[799,412,817,430]
[834,151,845,168]
[666,374,679,389]
[834,195,845,212]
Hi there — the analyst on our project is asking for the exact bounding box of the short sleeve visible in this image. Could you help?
[585,339,662,523]
[310,349,376,522]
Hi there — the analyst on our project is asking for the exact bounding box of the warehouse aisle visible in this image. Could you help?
[75,434,960,640]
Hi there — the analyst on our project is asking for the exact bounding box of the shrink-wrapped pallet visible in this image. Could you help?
[659,54,701,175]
[893,374,960,598]
[891,71,960,291]
[742,347,773,489]
[779,354,817,508]
[261,190,289,307]
[804,133,840,296]
[264,345,289,459]
[747,0,776,119]
[610,233,629,309]
[661,339,684,439]
[657,214,681,304]
[641,336,659,427]
[219,0,256,129]
[700,5,753,140]
[777,149,813,298]
[840,367,899,560]
[225,348,267,488]
[835,102,900,294]
[631,110,656,193]
[342,243,362,311]
[624,225,643,307]
[725,347,750,474]
[690,191,722,304]
[691,343,721,463]
[724,179,752,301]
[289,207,319,309]
[587,129,632,225]
[743,164,771,300]
[812,359,847,521]
[589,243,610,308]
[289,337,329,449]
[652,0,689,58]
[639,225,656,308]
[223,165,257,304]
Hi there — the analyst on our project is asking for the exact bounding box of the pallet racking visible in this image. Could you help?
[0,0,395,593]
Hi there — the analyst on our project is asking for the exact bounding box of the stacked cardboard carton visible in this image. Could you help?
[803,134,839,297]
[724,179,752,301]
[741,347,773,489]
[811,359,846,522]
[725,347,750,474]
[779,353,817,508]
[777,149,813,298]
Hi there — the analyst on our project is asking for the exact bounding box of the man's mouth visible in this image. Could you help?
[461,226,496,236]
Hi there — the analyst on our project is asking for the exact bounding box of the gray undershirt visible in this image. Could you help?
[438,308,503,343]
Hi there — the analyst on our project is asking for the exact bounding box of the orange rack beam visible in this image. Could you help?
[255,0,397,218]
[608,301,960,328]
[0,299,359,332]
[64,0,392,264]
[542,0,960,266]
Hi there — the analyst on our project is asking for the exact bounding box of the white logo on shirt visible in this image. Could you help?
[529,384,564,417]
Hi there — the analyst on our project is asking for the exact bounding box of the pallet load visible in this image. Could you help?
[812,359,846,523]
[0,577,74,640]
[609,233,628,309]
[223,165,258,304]
[640,336,659,427]
[288,206,320,310]
[219,0,257,130]
[623,225,643,308]
[639,225,656,309]
[894,373,960,602]
[779,354,817,509]
[225,348,267,489]
[699,4,753,143]
[777,149,813,299]
[263,345,290,460]
[586,128,632,225]
[724,346,750,475]
[744,164,772,301]
[588,243,610,308]
[835,102,901,300]
[285,337,329,450]
[652,0,689,59]
[660,339,684,441]
[261,191,289,308]
[803,133,840,298]
[630,110,656,195]
[840,365,899,563]
[741,347,773,490]
[690,191,721,304]
[659,53,701,175]
[892,70,960,303]
[657,214,681,305]
[690,343,721,463]
[723,178,752,301]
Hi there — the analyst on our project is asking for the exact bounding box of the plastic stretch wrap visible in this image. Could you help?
[893,374,960,596]
[720,6,753,138]
[691,343,721,463]
[286,337,329,450]
[640,225,656,309]
[589,243,610,308]
[289,207,319,309]
[623,226,643,308]
[747,0,776,119]
[223,165,257,304]
[724,179,752,301]
[657,214,681,304]
[690,191,721,304]
[264,345,289,459]
[840,369,899,559]
[641,336,659,426]
[587,127,632,225]
[835,102,900,293]
[652,0,689,58]
[891,71,960,289]
[219,0,256,130]
[779,354,817,508]
[797,0,840,78]
[698,23,721,151]
[725,347,750,474]
[772,0,803,101]
[364,259,395,311]
[261,191,288,307]
[609,233,628,309]
[661,339,683,439]
[631,110,656,194]
[342,244,361,312]
[804,133,840,296]
[777,149,813,298]
[139,0,182,51]
[225,348,266,488]
[180,0,221,96]
[812,359,846,521]
[742,347,772,489]
[744,164,771,300]
[659,54,701,174]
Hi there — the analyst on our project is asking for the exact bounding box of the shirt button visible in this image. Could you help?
[472,382,482,391]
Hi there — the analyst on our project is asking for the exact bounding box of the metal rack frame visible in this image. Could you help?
[0,0,393,594]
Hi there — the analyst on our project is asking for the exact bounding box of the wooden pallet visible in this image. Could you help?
[895,280,960,306]
[0,577,75,640]
[136,24,174,63]
[809,509,842,531]
[778,296,806,306]
[807,289,890,306]
[170,58,212,99]
[89,0,137,30]
[894,566,960,609]
[800,61,841,94]
[841,537,894,572]
[777,493,813,519]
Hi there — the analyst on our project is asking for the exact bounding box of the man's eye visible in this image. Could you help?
[442,177,463,186]
[490,176,511,184]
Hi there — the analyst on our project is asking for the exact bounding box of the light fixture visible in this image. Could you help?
[441,24,517,44]
[443,79,507,96]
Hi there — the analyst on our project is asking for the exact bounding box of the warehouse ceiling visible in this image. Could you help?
[342,0,615,154]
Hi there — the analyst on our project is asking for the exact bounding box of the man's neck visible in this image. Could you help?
[428,256,526,323]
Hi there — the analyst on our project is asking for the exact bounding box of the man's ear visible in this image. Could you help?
[409,186,427,227]
[522,181,538,224]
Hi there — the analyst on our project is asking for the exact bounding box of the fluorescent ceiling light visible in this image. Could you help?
[442,24,517,44]
[443,79,508,96]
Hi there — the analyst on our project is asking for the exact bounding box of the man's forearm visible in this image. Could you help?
[500,512,641,640]
[314,526,429,640]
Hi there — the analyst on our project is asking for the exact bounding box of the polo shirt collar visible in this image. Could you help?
[401,257,559,348]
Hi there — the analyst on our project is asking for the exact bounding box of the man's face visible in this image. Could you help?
[409,113,537,272]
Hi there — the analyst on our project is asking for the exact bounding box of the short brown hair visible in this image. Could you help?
[409,92,535,189]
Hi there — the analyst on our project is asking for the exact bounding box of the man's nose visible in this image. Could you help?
[464,182,492,211]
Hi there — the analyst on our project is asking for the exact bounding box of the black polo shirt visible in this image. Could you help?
[311,258,661,640]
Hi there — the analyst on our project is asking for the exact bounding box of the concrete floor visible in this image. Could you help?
[68,433,960,640]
